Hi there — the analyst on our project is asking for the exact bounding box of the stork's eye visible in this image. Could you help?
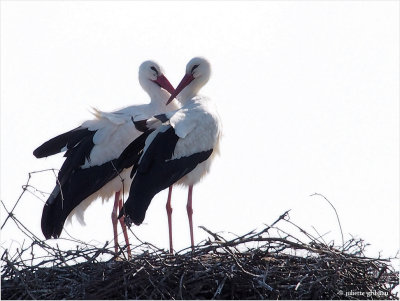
[150,66,159,76]
[191,64,200,73]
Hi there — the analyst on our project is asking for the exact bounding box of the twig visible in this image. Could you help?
[310,193,344,247]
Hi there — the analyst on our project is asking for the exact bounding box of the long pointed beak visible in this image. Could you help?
[166,73,195,105]
[153,74,175,95]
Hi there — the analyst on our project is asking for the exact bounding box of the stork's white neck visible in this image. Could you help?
[149,87,169,102]
[177,78,206,106]
[142,84,168,109]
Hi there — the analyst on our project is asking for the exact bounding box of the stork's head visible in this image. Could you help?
[139,60,175,96]
[166,57,211,105]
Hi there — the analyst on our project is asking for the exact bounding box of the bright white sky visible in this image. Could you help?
[1,1,399,259]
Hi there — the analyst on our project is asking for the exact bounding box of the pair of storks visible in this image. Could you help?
[34,57,221,257]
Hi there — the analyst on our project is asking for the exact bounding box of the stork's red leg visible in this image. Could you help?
[186,185,195,250]
[166,185,174,253]
[111,191,120,255]
[118,198,132,259]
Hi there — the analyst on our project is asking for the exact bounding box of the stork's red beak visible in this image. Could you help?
[152,74,175,95]
[166,73,195,105]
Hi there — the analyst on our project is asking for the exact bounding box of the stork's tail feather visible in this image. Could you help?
[41,161,123,239]
[41,186,68,239]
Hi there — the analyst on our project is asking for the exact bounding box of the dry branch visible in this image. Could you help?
[1,171,398,299]
[1,211,398,300]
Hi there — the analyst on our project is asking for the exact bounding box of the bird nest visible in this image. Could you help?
[1,210,398,300]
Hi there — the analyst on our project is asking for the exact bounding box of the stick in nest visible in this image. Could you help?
[1,211,398,300]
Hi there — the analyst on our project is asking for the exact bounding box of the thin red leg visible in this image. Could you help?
[186,185,194,250]
[111,191,120,255]
[166,185,173,254]
[118,198,132,259]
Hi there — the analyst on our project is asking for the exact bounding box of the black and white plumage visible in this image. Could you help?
[119,57,221,252]
[34,61,178,256]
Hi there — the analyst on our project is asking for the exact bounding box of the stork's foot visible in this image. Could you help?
[112,192,120,256]
[187,185,195,251]
[119,217,132,260]
[166,185,174,254]
[117,199,132,260]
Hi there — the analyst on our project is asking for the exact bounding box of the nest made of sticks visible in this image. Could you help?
[1,210,399,300]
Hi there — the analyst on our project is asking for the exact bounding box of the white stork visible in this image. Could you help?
[33,61,179,258]
[118,57,221,252]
